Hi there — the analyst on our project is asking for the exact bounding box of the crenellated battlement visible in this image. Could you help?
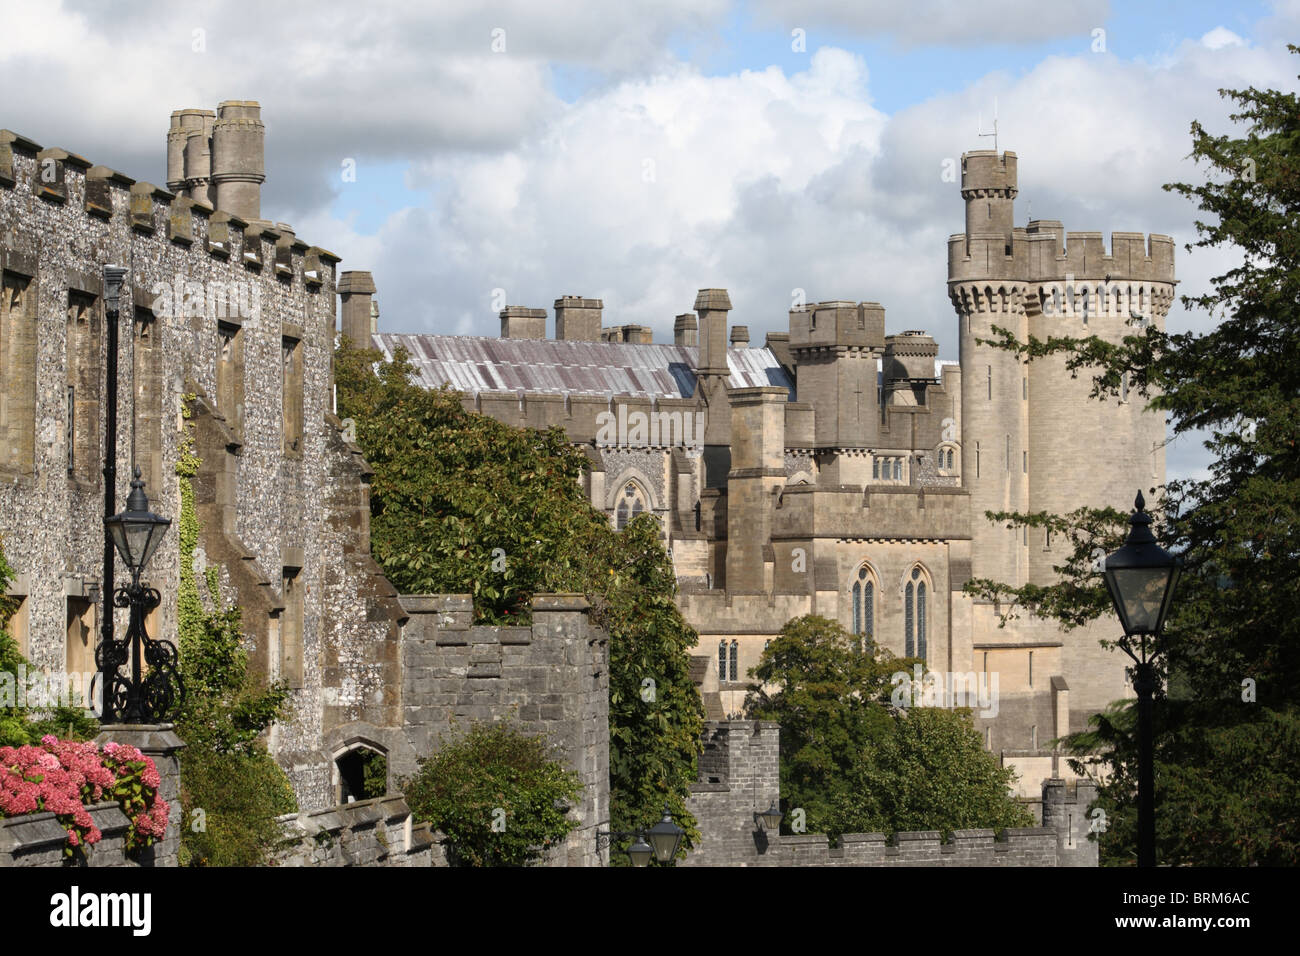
[0,125,338,292]
[949,228,1177,286]
[788,300,886,352]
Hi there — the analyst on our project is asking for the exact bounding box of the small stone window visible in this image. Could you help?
[615,481,647,530]
[282,335,303,456]
[335,744,388,804]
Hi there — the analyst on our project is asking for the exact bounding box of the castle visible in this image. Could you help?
[355,153,1176,796]
[0,99,1166,863]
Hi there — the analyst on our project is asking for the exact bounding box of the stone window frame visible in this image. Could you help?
[871,455,907,484]
[331,738,389,805]
[850,563,878,651]
[903,564,930,662]
[936,442,959,476]
[607,470,656,530]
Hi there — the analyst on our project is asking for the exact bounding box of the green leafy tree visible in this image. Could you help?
[963,53,1300,864]
[334,341,703,859]
[174,408,297,866]
[746,615,1030,837]
[403,722,581,866]
[828,707,1032,837]
[744,615,899,832]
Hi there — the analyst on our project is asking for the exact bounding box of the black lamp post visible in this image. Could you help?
[98,469,182,722]
[596,805,686,866]
[99,265,125,718]
[1101,491,1182,868]
[96,263,184,724]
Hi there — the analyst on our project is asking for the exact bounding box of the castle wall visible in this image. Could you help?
[396,593,610,867]
[0,122,410,813]
[682,720,1095,866]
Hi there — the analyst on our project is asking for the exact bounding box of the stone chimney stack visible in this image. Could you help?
[674,314,698,347]
[167,109,216,206]
[211,100,266,221]
[500,306,547,339]
[725,386,787,592]
[338,271,377,345]
[695,289,732,377]
[554,296,603,341]
[729,325,750,348]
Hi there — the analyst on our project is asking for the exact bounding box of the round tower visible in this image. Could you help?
[1024,227,1176,583]
[948,150,1029,588]
[211,100,266,221]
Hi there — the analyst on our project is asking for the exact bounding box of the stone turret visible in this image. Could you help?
[961,149,1017,249]
[788,300,885,452]
[210,100,266,221]
[1041,778,1099,866]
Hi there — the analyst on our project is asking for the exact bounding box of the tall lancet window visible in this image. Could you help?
[851,566,875,652]
[905,567,927,661]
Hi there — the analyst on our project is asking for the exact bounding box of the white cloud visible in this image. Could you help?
[1200,27,1246,50]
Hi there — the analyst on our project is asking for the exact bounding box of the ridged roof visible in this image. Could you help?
[372,333,796,400]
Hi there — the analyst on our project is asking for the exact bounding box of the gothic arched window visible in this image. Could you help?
[615,481,648,531]
[905,566,928,661]
[718,640,727,682]
[851,565,876,651]
[729,641,739,682]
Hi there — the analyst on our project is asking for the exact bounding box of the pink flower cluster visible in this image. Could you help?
[0,735,168,855]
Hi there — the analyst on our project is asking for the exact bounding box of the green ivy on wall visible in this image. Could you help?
[174,396,298,866]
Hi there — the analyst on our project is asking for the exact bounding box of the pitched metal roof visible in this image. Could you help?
[372,333,795,400]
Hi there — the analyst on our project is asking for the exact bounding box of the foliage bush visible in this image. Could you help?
[747,615,1031,838]
[403,722,581,866]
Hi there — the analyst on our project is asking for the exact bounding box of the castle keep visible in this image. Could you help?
[362,150,1176,795]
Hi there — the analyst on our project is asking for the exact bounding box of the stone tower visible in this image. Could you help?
[949,149,1177,735]
[211,100,266,221]
[787,300,886,486]
[948,151,1027,590]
